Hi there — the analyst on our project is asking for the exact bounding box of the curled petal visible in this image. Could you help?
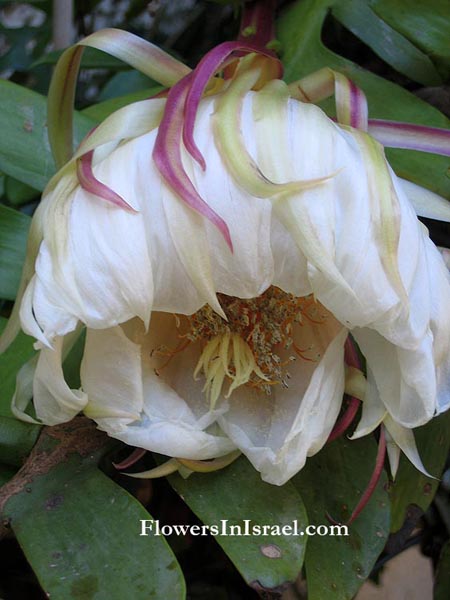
[288,67,368,131]
[125,458,180,479]
[183,41,282,168]
[214,58,334,199]
[75,98,166,159]
[177,450,241,472]
[351,130,407,306]
[400,178,450,222]
[113,447,147,470]
[251,81,356,297]
[77,150,138,213]
[11,354,40,424]
[384,415,434,478]
[368,119,450,157]
[33,336,88,425]
[48,28,190,167]
[384,427,401,479]
[153,75,232,250]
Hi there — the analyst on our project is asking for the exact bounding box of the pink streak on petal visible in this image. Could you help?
[328,335,362,443]
[368,119,450,156]
[183,41,282,170]
[349,79,368,131]
[153,75,233,251]
[77,150,138,213]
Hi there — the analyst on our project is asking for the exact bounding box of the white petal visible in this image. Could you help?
[19,275,52,347]
[81,326,144,425]
[190,97,275,299]
[353,327,436,428]
[33,336,88,424]
[217,324,347,486]
[86,317,235,459]
[384,427,401,479]
[426,241,450,414]
[11,354,40,424]
[401,177,450,222]
[383,415,434,478]
[270,216,311,297]
[108,369,236,459]
[350,366,387,439]
[32,143,155,338]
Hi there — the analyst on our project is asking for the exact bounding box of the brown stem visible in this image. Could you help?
[0,418,107,540]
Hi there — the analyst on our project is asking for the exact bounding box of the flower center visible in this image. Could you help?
[180,286,326,408]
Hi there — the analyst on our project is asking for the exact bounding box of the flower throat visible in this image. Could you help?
[180,287,325,408]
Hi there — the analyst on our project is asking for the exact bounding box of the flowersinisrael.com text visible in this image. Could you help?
[139,520,349,537]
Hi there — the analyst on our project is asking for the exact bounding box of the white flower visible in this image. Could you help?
[4,56,450,486]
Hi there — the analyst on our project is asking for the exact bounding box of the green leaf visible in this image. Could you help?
[277,0,450,199]
[82,87,162,121]
[332,0,442,85]
[292,437,390,600]
[0,24,50,73]
[62,329,86,390]
[435,540,450,600]
[0,318,35,418]
[0,205,30,300]
[0,80,96,191]
[0,416,40,467]
[0,463,16,486]
[98,70,158,101]
[1,420,185,600]
[372,0,450,79]
[4,176,39,206]
[167,456,307,592]
[389,410,450,532]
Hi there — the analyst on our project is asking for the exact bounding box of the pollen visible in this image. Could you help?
[182,286,326,408]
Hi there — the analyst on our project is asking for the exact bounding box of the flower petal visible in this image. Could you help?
[400,178,450,222]
[217,321,347,486]
[353,327,437,428]
[31,141,155,339]
[33,336,88,425]
[383,415,434,478]
[81,326,144,424]
[183,97,275,300]
[350,365,387,439]
[368,119,450,157]
[90,317,236,459]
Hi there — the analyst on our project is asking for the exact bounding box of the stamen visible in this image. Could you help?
[187,287,326,402]
[150,288,328,405]
[194,333,269,409]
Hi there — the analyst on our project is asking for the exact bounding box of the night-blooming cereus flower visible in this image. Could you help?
[3,30,450,486]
